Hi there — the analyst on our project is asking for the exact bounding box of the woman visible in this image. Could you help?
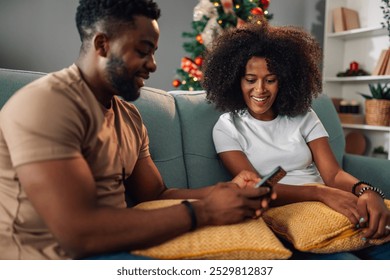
[201,18,390,259]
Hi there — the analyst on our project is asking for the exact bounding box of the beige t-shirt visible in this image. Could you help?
[0,64,150,259]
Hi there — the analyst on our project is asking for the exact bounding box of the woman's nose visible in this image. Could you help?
[254,80,263,92]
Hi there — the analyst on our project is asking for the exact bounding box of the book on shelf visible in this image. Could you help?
[343,8,360,30]
[385,52,390,75]
[372,49,390,76]
[332,7,360,33]
[332,7,345,32]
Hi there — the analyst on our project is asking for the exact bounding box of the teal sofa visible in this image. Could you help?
[1,68,390,197]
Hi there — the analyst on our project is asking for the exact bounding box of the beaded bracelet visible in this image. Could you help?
[351,181,371,196]
[358,186,386,200]
[181,200,197,231]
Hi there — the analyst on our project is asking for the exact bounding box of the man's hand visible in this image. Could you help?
[195,179,272,227]
[231,170,277,215]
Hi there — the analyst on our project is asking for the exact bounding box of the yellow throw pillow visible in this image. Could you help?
[131,199,291,260]
[262,200,390,253]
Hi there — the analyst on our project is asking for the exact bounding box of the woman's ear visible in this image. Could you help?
[93,33,109,57]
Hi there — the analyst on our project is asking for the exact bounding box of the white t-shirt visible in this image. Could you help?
[213,109,329,185]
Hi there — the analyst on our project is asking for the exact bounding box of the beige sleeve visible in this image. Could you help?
[1,87,84,167]
[139,123,150,159]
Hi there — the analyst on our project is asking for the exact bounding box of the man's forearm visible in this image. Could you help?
[157,186,214,200]
[58,203,196,258]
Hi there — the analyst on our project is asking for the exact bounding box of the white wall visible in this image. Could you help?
[0,0,324,91]
[0,0,80,72]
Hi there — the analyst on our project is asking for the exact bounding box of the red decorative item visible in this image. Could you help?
[181,57,203,80]
[220,0,234,14]
[172,79,181,88]
[196,34,204,44]
[337,60,369,77]
[194,56,203,66]
[251,7,264,15]
[221,0,233,9]
[350,61,359,71]
[261,0,270,10]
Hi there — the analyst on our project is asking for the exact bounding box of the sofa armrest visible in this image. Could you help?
[343,153,390,197]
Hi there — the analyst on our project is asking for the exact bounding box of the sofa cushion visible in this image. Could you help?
[131,199,292,260]
[312,94,345,166]
[343,154,390,196]
[0,68,45,109]
[134,87,187,188]
[171,92,231,188]
[263,199,390,253]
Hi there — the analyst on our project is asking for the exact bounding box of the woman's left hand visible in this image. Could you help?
[231,170,260,189]
[357,191,390,239]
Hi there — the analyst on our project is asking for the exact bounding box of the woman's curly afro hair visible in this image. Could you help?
[76,0,160,44]
[202,18,322,117]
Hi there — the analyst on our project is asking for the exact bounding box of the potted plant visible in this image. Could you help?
[359,83,390,126]
[372,146,389,159]
[381,0,390,41]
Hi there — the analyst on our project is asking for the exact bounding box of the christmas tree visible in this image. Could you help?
[172,0,273,91]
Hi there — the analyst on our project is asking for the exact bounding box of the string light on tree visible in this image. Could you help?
[172,0,273,90]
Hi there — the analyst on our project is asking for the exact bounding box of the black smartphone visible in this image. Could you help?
[254,166,286,189]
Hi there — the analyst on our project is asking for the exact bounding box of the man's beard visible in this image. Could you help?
[106,56,140,101]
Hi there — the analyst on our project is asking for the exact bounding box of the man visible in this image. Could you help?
[0,0,269,260]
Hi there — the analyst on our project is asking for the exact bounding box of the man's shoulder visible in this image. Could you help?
[11,65,79,98]
[0,65,95,128]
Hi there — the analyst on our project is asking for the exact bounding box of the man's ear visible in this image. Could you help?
[94,33,109,57]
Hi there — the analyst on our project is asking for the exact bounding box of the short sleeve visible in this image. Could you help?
[139,123,150,159]
[212,113,243,154]
[302,110,329,143]
[1,86,84,167]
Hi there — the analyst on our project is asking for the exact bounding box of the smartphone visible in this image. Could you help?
[254,166,286,189]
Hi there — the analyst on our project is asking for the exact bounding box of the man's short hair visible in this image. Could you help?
[76,0,160,44]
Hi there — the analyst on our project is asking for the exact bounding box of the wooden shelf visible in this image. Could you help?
[324,75,390,83]
[341,123,390,160]
[341,123,390,132]
[327,26,387,40]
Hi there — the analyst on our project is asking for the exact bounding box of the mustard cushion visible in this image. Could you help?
[131,199,292,260]
[262,200,390,253]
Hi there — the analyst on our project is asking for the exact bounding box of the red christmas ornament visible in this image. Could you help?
[181,57,203,80]
[194,56,203,66]
[251,7,264,15]
[221,0,234,14]
[222,0,232,9]
[261,0,270,10]
[350,61,359,71]
[172,79,181,88]
[196,34,204,45]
